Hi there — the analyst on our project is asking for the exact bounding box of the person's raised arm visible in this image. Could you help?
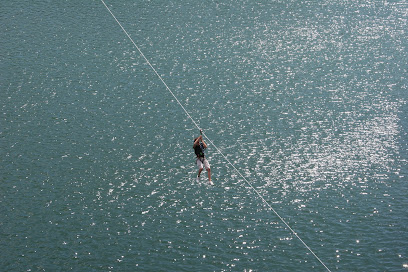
[201,137,208,149]
[193,135,202,147]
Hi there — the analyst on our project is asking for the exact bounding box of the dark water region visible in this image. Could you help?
[1,0,407,271]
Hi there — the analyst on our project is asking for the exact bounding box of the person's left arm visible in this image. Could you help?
[201,138,208,149]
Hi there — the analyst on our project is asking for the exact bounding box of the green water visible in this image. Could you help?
[1,0,407,271]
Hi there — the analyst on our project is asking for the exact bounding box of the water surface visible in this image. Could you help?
[1,0,407,271]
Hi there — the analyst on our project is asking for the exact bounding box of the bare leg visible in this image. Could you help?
[198,168,203,178]
[207,168,212,184]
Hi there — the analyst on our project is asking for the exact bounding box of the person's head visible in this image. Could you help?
[194,137,198,143]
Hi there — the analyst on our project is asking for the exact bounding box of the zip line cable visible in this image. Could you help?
[100,1,332,271]
[100,0,200,132]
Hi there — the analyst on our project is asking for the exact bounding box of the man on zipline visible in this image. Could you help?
[193,130,213,185]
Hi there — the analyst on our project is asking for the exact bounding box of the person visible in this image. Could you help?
[193,132,213,185]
